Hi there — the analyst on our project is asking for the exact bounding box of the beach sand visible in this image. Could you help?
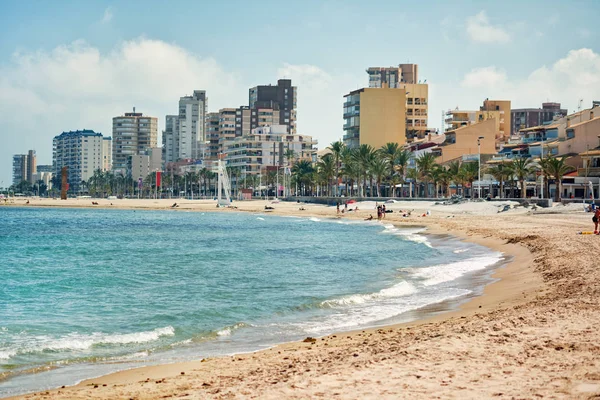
[5,197,600,399]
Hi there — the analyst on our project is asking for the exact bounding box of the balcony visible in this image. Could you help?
[578,167,600,177]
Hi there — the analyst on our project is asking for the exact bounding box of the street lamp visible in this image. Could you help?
[477,136,484,199]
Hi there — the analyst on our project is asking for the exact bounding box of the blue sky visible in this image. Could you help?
[1,0,599,186]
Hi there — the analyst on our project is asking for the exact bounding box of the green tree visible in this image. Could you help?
[543,156,574,201]
[460,161,479,198]
[512,157,536,198]
[415,153,437,198]
[486,162,513,199]
[317,154,335,196]
[370,156,389,197]
[328,141,344,196]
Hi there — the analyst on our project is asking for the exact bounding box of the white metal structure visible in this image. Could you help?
[217,158,232,206]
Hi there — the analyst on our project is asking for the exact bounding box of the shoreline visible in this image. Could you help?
[6,198,599,399]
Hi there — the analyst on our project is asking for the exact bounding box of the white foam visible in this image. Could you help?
[453,249,469,254]
[309,217,321,222]
[410,254,503,286]
[2,326,176,359]
[0,349,17,360]
[217,322,247,336]
[256,217,265,221]
[321,281,417,307]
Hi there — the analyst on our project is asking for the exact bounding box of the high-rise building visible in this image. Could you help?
[163,91,208,163]
[12,155,27,186]
[343,88,407,149]
[365,64,428,141]
[511,102,567,136]
[27,150,37,184]
[112,109,158,175]
[52,130,111,192]
[249,79,296,134]
[179,90,207,160]
[162,115,179,165]
[12,151,37,185]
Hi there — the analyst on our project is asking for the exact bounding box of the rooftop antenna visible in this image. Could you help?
[578,99,583,111]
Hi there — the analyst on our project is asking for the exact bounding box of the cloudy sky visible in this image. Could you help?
[1,0,599,186]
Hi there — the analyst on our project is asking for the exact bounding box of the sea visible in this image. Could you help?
[0,207,505,397]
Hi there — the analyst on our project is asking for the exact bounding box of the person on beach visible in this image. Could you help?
[344,202,348,212]
[382,204,386,218]
[336,202,340,214]
[593,207,600,234]
[365,215,373,221]
[377,205,382,221]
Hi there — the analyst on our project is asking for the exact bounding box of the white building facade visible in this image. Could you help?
[53,130,111,192]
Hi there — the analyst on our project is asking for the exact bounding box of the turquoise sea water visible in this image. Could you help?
[0,207,503,396]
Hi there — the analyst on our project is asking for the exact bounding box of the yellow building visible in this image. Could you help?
[445,98,511,150]
[343,88,407,149]
[365,64,428,142]
[437,118,498,163]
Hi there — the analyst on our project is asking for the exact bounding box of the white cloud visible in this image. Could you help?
[461,66,507,88]
[466,11,510,44]
[101,7,113,24]
[0,38,244,184]
[456,48,600,112]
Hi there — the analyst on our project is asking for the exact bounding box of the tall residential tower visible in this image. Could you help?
[112,109,158,175]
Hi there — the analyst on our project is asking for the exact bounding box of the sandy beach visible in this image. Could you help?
[4,197,600,399]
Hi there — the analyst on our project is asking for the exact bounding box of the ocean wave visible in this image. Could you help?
[309,217,321,222]
[0,349,17,360]
[409,254,503,287]
[217,322,249,337]
[1,326,175,360]
[453,249,469,254]
[321,281,417,307]
[256,217,265,221]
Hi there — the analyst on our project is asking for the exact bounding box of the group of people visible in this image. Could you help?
[336,202,358,214]
[376,204,387,220]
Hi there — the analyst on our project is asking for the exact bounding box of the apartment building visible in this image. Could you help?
[342,88,407,149]
[224,125,317,176]
[130,147,162,181]
[366,64,428,141]
[162,90,208,163]
[11,150,37,185]
[511,102,567,136]
[445,99,511,151]
[249,79,296,134]
[52,130,111,192]
[112,109,158,175]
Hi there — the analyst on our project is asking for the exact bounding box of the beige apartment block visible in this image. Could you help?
[224,125,317,176]
[365,64,428,142]
[343,88,407,149]
[112,109,158,175]
[445,99,510,150]
[437,118,498,163]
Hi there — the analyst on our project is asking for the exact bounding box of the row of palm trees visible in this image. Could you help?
[291,141,573,201]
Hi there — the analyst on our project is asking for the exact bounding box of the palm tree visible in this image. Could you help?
[486,162,513,199]
[317,154,335,196]
[354,144,375,197]
[415,152,437,198]
[446,160,462,196]
[543,156,574,201]
[370,156,389,197]
[291,160,314,195]
[428,164,448,198]
[328,141,344,196]
[460,162,479,198]
[379,142,399,196]
[405,168,418,198]
[512,157,536,198]
[393,149,412,197]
